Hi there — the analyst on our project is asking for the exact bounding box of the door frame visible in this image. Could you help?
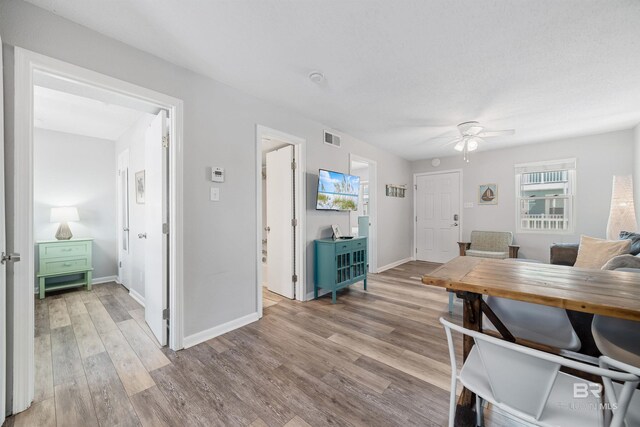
[0,34,6,426]
[349,153,378,273]
[413,169,463,261]
[12,47,185,413]
[255,125,306,315]
[116,148,131,289]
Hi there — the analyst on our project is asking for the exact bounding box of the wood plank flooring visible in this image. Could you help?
[5,263,523,427]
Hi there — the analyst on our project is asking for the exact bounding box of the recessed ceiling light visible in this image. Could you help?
[308,71,325,84]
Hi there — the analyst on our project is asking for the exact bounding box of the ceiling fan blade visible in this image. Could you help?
[477,129,515,138]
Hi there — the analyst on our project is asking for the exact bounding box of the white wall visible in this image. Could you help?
[115,113,154,299]
[0,0,413,342]
[33,128,117,280]
[412,129,635,261]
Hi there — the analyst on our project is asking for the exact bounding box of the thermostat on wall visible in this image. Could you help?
[211,167,225,182]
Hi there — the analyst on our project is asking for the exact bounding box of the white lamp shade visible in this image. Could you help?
[606,175,638,240]
[50,206,79,223]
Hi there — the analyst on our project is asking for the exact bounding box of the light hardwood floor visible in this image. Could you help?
[5,262,521,427]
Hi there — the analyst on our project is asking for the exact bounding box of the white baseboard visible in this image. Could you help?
[305,288,330,301]
[377,257,413,273]
[183,312,260,349]
[129,288,145,307]
[92,275,118,285]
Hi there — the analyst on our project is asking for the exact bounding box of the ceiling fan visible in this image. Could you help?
[446,121,515,162]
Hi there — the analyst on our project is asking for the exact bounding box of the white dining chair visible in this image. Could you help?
[599,356,640,427]
[440,317,639,427]
[592,315,640,368]
[483,296,582,351]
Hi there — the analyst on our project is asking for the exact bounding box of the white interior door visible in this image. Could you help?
[144,110,168,345]
[117,149,131,289]
[0,34,6,426]
[266,145,294,299]
[416,172,460,263]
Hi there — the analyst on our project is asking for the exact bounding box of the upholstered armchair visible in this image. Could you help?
[458,230,520,259]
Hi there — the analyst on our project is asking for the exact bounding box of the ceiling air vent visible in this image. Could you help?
[324,130,341,148]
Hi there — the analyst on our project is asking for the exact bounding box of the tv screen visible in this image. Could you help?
[316,169,360,211]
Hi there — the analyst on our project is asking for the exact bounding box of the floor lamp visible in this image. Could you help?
[606,175,638,240]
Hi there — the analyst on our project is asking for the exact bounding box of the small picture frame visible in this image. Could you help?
[331,224,343,240]
[478,183,498,205]
[135,170,146,204]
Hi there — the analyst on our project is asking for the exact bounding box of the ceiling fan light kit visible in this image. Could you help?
[441,121,514,162]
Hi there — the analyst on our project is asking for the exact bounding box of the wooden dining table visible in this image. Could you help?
[422,256,640,426]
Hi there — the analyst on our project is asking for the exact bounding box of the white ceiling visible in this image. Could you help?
[34,85,146,140]
[26,0,640,159]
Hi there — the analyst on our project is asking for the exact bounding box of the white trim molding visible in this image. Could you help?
[183,312,260,348]
[377,257,413,273]
[92,275,118,285]
[255,125,307,318]
[305,288,331,302]
[12,47,185,413]
[129,288,145,307]
[349,153,378,274]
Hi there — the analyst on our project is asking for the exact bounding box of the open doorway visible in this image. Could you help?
[11,48,184,414]
[255,126,306,316]
[349,154,378,273]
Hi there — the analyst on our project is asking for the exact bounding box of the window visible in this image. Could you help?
[515,158,576,233]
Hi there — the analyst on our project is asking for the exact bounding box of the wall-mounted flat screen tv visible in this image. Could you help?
[316,169,360,211]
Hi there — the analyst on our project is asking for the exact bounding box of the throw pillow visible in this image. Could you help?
[574,235,631,269]
[601,254,640,271]
[619,231,640,256]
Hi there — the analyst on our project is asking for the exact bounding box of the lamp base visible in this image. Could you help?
[55,222,73,240]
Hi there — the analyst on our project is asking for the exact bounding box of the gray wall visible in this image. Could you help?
[1,0,413,343]
[412,129,635,261]
[34,128,118,281]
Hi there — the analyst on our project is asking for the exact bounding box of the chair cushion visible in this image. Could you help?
[619,231,640,256]
[573,235,631,269]
[465,249,508,259]
[469,231,513,252]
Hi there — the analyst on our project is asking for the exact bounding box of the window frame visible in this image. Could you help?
[514,158,577,235]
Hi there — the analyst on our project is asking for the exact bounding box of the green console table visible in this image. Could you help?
[314,236,367,303]
[37,238,93,299]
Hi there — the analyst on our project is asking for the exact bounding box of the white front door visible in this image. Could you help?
[266,145,295,299]
[0,34,7,426]
[144,111,168,345]
[117,149,131,289]
[416,172,460,263]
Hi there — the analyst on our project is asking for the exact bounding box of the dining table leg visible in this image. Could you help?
[455,291,483,427]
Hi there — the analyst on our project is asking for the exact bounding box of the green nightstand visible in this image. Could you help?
[37,238,93,299]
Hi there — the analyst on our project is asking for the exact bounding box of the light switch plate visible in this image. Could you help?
[210,187,220,201]
[464,202,474,208]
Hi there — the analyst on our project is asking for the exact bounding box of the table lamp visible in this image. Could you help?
[50,206,79,240]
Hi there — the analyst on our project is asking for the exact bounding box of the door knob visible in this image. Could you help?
[123,227,130,232]
[451,222,459,227]
[138,233,147,239]
[1,252,21,264]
